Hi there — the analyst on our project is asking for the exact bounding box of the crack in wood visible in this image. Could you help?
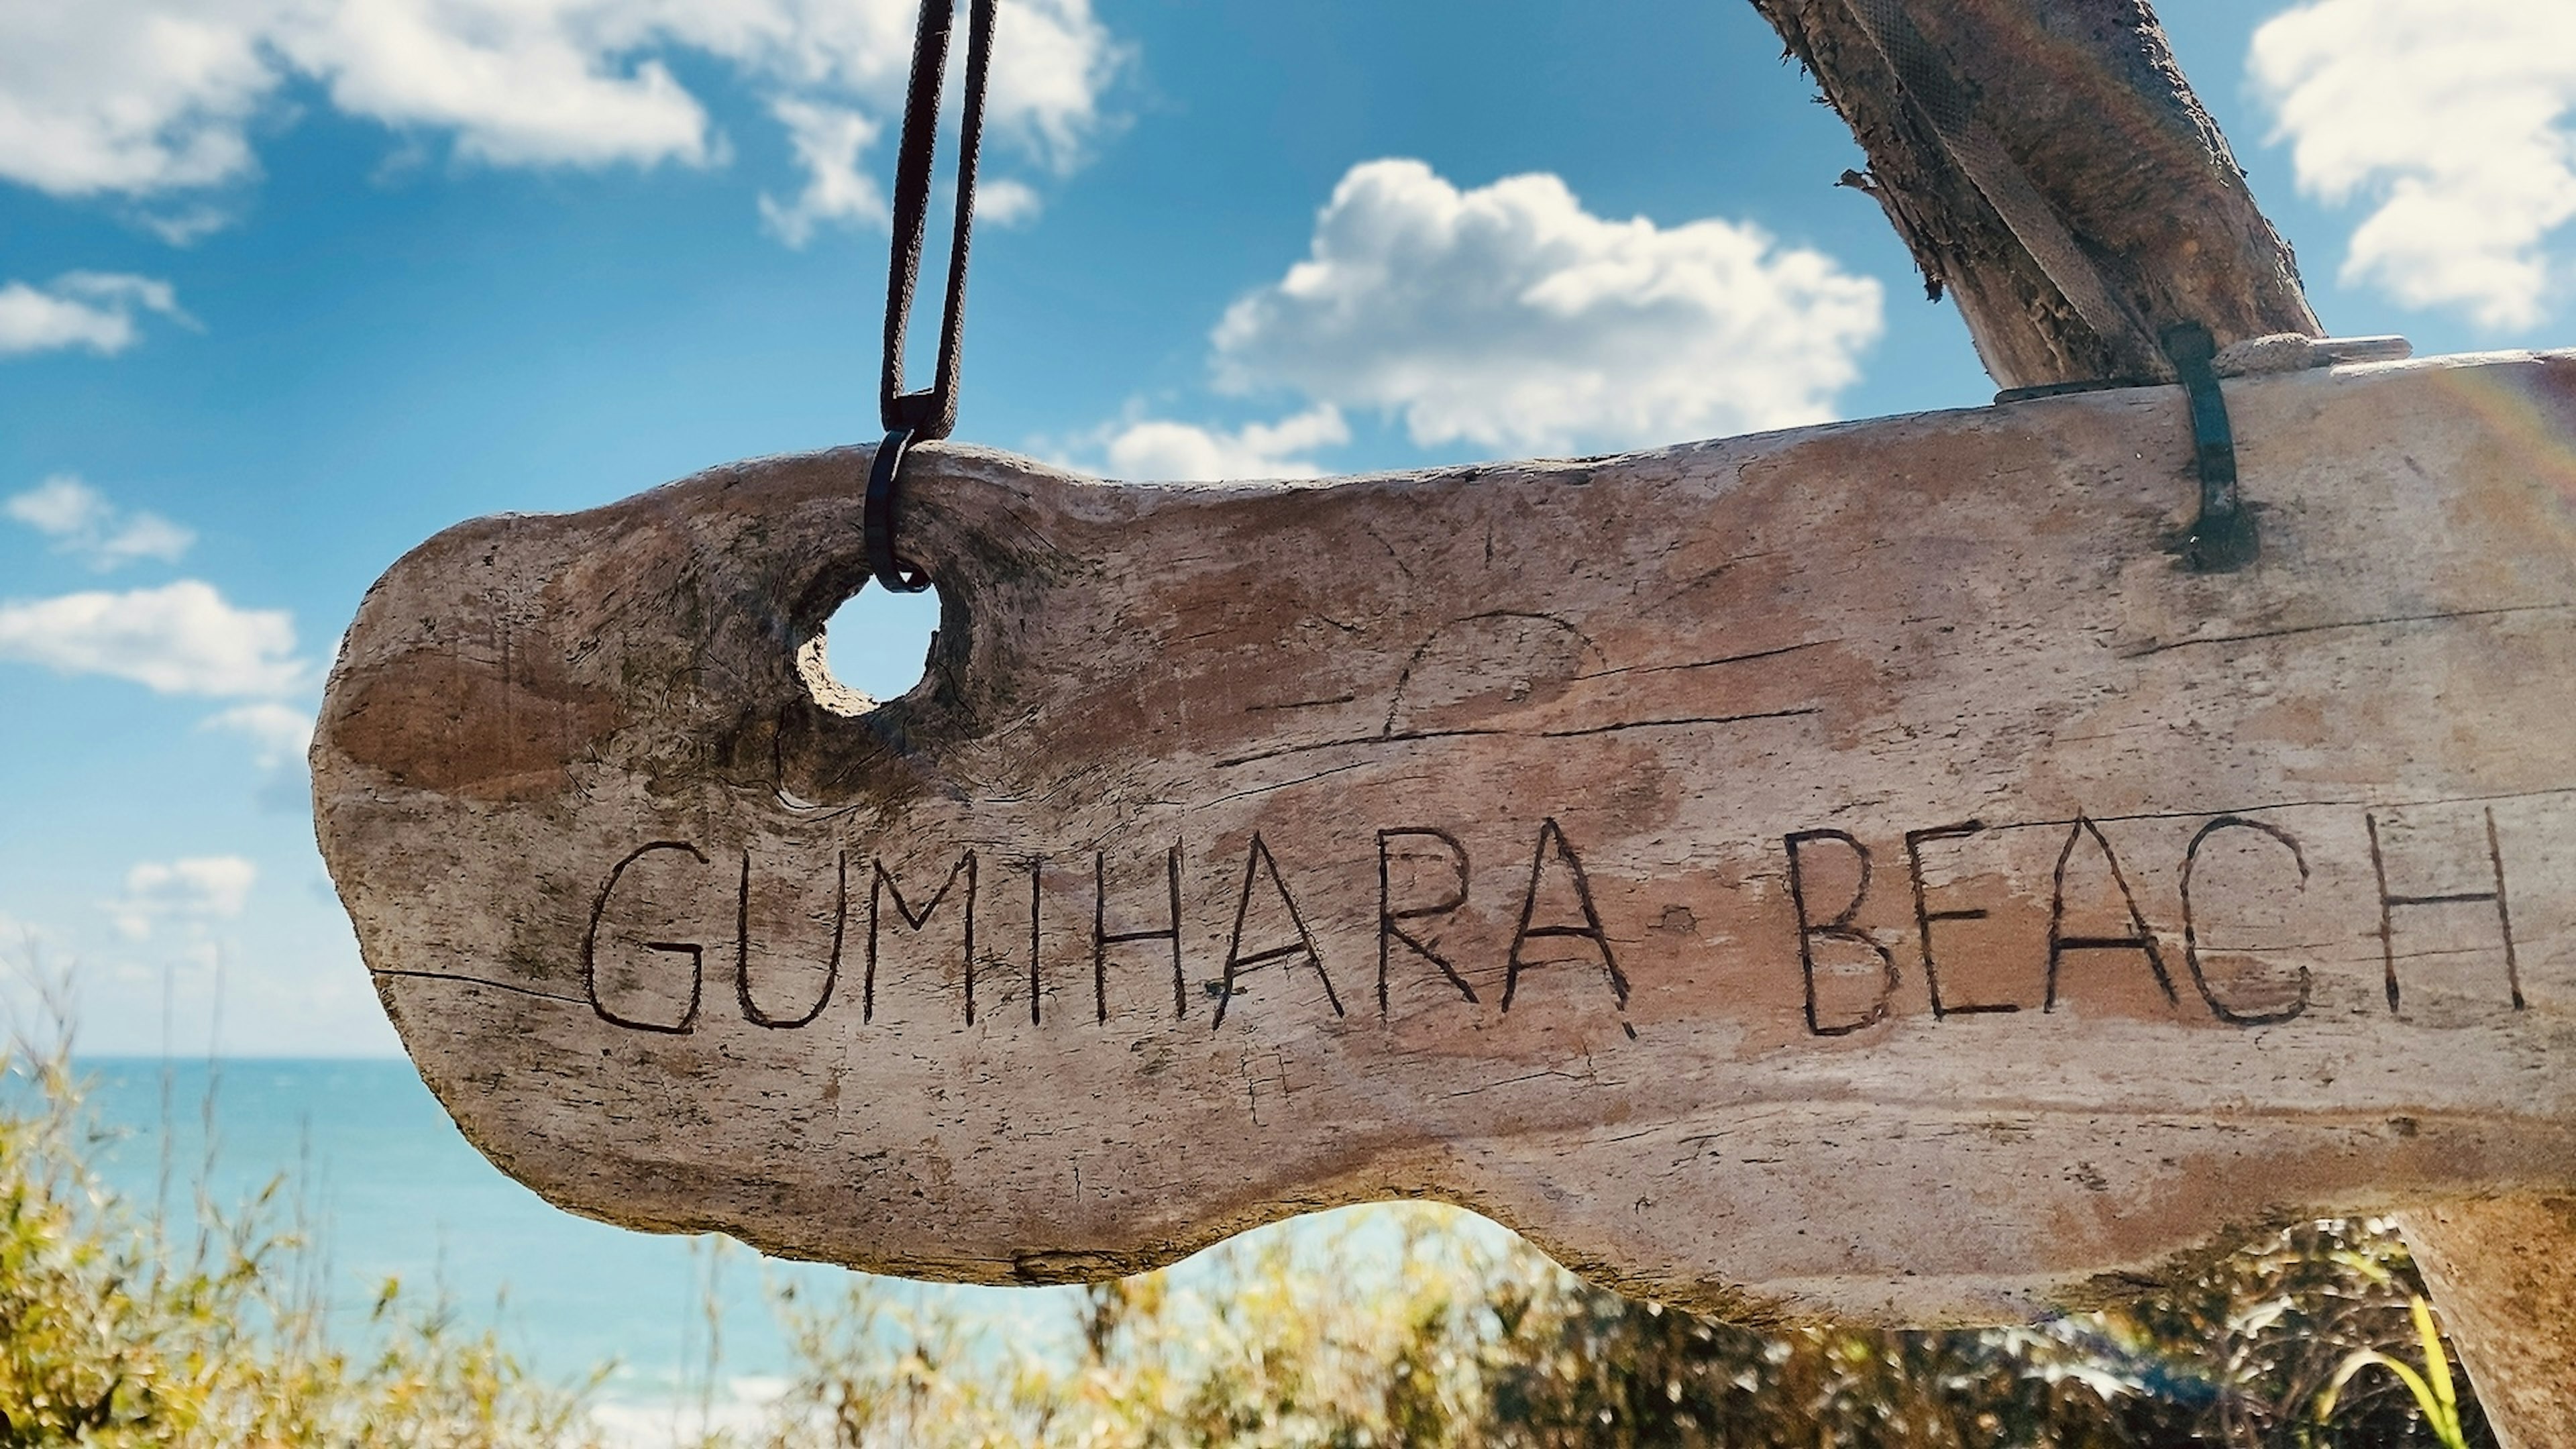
[1574,639,1832,681]
[2120,602,2572,658]
[1244,693,1360,712]
[370,969,590,1008]
[1216,706,1822,769]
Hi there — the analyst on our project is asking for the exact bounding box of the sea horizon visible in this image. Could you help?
[46,1054,1102,1440]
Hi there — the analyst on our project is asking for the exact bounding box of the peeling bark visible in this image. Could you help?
[1746,0,2320,388]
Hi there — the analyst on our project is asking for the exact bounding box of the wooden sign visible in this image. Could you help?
[314,351,2576,1324]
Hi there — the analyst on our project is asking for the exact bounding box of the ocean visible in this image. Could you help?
[69,1057,1095,1437]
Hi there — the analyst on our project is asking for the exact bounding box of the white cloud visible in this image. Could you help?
[983,0,1123,172]
[278,1,712,170]
[977,176,1042,227]
[759,97,881,247]
[2252,0,2576,331]
[3,476,103,536]
[1100,405,1349,481]
[138,202,237,246]
[105,855,258,941]
[0,272,189,358]
[0,0,1119,239]
[0,1,274,197]
[1210,160,1884,456]
[0,580,304,696]
[5,475,197,570]
[201,701,316,769]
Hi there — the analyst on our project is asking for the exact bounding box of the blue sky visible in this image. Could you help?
[1,0,2569,1054]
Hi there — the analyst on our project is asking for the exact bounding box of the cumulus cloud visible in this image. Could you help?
[2252,0,2576,330]
[0,1,273,196]
[6,475,197,569]
[977,176,1042,227]
[105,855,257,941]
[0,580,305,696]
[204,700,319,811]
[1210,160,1883,456]
[0,272,189,358]
[0,0,1120,239]
[138,203,237,247]
[201,701,315,769]
[759,97,881,247]
[275,0,712,170]
[1099,405,1349,481]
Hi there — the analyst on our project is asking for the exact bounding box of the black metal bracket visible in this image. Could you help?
[2163,321,2258,574]
[867,428,932,594]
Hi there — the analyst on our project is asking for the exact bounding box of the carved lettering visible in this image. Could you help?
[868,852,977,1024]
[2044,816,2178,1012]
[1095,845,1185,1024]
[1378,828,1474,1016]
[1904,821,2012,1017]
[1505,818,1628,1012]
[2367,808,2524,1013]
[584,841,710,1034]
[1026,855,1044,1026]
[2180,816,2312,1026]
[1784,829,1896,1036]
[1215,834,1343,1028]
[737,848,846,1029]
[578,789,2553,1048]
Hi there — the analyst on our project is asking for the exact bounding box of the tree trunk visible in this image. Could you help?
[1748,1,2570,1438]
[1744,0,2318,389]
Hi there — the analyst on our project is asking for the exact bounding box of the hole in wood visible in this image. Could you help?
[800,584,942,716]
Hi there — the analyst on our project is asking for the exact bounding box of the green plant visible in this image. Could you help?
[0,1030,600,1448]
[0,941,2509,1446]
[731,1205,2498,1448]
[2314,1297,2471,1449]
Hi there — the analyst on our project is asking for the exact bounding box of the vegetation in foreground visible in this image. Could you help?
[0,1046,2499,1447]
[0,1048,593,1447]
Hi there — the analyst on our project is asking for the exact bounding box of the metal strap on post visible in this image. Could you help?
[2163,321,2258,573]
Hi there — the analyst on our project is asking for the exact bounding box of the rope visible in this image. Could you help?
[870,0,997,593]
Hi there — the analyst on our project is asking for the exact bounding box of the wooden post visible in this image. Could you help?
[2398,1197,2576,1449]
[1741,0,2319,388]
[1746,0,2573,1434]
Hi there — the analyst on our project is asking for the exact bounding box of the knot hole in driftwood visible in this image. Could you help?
[792,549,945,720]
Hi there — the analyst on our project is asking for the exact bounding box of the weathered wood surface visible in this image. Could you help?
[1746,0,2320,389]
[315,351,2576,1325]
[2396,1195,2576,1449]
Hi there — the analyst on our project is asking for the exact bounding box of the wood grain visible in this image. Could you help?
[315,352,2576,1324]
[2398,1195,2576,1449]
[1744,0,2320,388]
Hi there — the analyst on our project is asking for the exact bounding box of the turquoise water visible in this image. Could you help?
[68,1059,1087,1410]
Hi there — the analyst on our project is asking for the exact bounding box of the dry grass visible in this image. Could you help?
[0,1015,2496,1448]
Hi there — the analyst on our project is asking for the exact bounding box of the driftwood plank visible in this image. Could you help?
[313,351,2576,1324]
